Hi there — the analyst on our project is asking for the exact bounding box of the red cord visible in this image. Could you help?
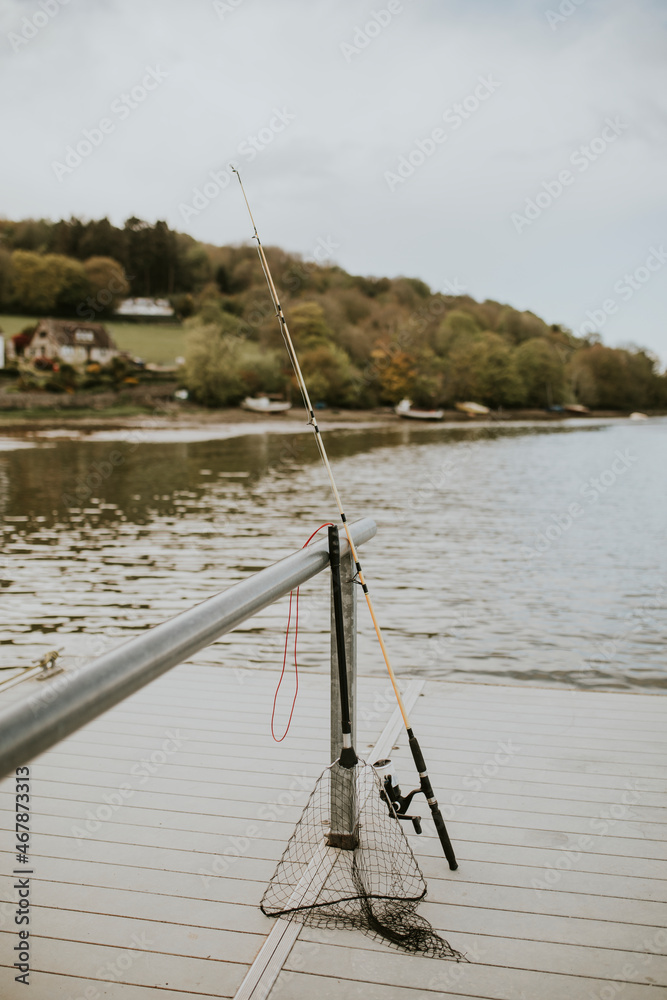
[271,523,334,742]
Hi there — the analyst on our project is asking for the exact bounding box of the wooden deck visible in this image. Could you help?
[1,665,665,999]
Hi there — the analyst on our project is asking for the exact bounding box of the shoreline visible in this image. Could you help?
[0,403,657,430]
[0,404,657,446]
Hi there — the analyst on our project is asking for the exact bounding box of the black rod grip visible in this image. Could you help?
[408,730,458,870]
[329,525,351,734]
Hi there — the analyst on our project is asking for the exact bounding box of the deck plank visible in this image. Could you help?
[0,666,664,1000]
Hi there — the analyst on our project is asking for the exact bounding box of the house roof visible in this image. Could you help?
[31,319,118,351]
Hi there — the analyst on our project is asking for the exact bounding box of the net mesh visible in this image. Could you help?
[261,758,466,961]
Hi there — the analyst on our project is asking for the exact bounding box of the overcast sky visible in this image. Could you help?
[2,0,666,362]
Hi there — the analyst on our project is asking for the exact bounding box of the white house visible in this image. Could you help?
[116,297,174,317]
[24,319,119,365]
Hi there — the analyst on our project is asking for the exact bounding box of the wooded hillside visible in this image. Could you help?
[1,215,664,410]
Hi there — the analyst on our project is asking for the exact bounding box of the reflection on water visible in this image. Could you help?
[1,419,665,691]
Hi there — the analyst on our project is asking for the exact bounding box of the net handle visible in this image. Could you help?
[328,526,351,733]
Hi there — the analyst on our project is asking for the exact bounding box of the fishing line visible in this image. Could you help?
[271,522,333,743]
[232,167,458,870]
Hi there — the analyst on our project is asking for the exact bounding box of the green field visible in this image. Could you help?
[0,315,186,364]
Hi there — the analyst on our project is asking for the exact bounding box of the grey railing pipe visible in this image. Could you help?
[0,517,376,779]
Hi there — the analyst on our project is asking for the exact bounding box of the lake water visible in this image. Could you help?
[1,417,665,693]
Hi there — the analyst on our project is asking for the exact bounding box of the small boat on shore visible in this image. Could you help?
[240,396,292,414]
[629,412,648,420]
[563,403,590,414]
[395,399,444,421]
[455,401,490,417]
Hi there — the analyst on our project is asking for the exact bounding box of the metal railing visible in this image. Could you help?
[0,517,376,780]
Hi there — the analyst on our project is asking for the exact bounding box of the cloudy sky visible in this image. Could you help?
[2,0,666,362]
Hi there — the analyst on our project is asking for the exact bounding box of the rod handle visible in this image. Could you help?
[408,732,458,870]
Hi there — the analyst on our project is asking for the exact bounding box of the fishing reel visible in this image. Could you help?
[374,759,423,835]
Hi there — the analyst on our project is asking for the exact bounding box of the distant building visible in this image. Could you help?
[116,297,174,318]
[21,319,119,365]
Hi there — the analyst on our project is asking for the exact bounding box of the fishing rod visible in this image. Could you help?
[231,167,458,870]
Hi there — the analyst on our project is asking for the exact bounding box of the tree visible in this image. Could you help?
[0,248,11,310]
[446,332,526,407]
[498,308,550,344]
[568,344,661,410]
[83,257,130,314]
[9,250,58,312]
[299,343,360,406]
[8,250,90,314]
[182,245,212,292]
[513,338,565,407]
[369,345,417,403]
[124,217,154,296]
[52,256,90,313]
[435,309,483,356]
[10,219,52,253]
[78,218,127,262]
[288,302,335,349]
[184,313,283,406]
[49,217,86,257]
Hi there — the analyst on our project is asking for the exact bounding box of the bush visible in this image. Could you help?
[184,317,284,406]
[299,343,361,407]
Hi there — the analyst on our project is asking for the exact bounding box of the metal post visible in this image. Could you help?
[330,530,358,847]
[330,533,357,763]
